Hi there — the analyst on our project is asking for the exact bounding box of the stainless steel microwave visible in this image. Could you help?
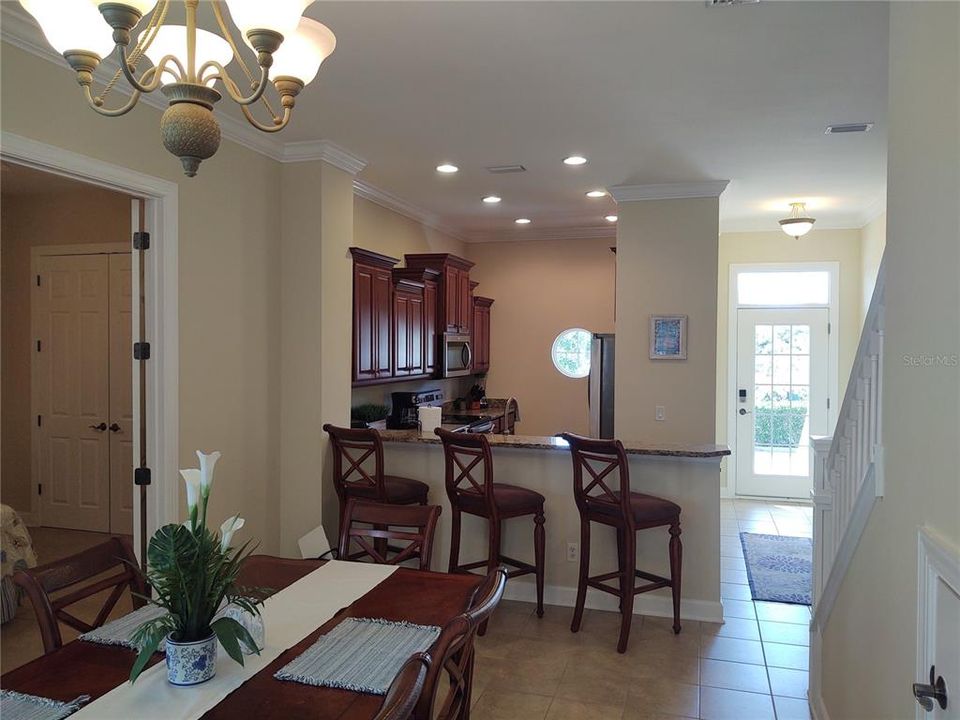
[442,333,473,377]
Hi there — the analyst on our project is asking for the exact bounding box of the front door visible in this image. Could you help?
[735,308,829,498]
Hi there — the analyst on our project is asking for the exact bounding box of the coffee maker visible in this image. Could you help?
[386,389,444,429]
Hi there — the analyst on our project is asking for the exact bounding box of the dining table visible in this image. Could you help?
[1,556,482,719]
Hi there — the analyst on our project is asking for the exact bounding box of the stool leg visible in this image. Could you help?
[448,508,462,574]
[617,531,636,653]
[616,526,625,613]
[571,519,590,633]
[479,518,501,637]
[534,509,545,618]
[669,522,683,635]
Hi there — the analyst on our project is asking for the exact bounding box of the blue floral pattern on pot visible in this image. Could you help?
[165,633,217,685]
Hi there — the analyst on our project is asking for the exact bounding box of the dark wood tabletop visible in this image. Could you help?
[1,557,482,719]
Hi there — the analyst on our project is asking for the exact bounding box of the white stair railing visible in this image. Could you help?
[811,257,885,627]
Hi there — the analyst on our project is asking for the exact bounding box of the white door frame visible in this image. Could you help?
[726,261,840,499]
[2,131,179,560]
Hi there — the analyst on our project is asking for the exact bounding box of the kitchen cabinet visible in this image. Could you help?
[472,296,494,375]
[405,253,475,334]
[351,248,398,383]
[393,267,440,378]
[392,277,425,378]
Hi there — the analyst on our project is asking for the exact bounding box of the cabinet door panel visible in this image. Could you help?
[394,293,410,376]
[373,270,393,376]
[424,282,437,375]
[458,271,472,331]
[444,267,459,331]
[409,295,424,375]
[354,267,376,380]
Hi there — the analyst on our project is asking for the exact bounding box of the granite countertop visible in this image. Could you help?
[441,399,510,418]
[378,429,730,459]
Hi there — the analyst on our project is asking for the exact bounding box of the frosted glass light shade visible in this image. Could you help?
[142,26,233,86]
[779,219,815,238]
[224,0,312,40]
[270,18,336,85]
[20,0,114,57]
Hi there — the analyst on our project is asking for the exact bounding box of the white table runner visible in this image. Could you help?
[71,561,397,720]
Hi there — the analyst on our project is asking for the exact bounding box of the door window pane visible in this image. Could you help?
[738,271,830,305]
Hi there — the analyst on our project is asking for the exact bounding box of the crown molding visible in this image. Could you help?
[463,225,617,244]
[856,194,886,228]
[353,179,468,243]
[283,140,367,174]
[609,180,730,203]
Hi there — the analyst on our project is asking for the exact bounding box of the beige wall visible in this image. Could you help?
[466,237,616,436]
[616,197,719,444]
[353,197,466,259]
[822,4,960,718]
[1,43,284,552]
[860,212,887,319]
[0,185,130,513]
[715,229,864,489]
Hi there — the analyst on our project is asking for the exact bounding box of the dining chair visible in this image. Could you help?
[13,536,147,654]
[414,566,508,720]
[435,428,545,620]
[323,425,430,534]
[560,432,683,653]
[337,499,442,570]
[374,652,431,720]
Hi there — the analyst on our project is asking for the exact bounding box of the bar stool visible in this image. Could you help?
[560,432,682,653]
[435,428,545,618]
[323,425,430,538]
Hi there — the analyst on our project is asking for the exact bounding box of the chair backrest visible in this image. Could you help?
[374,652,431,720]
[13,536,146,654]
[434,428,495,513]
[560,432,634,526]
[338,499,442,570]
[324,424,386,504]
[414,566,508,720]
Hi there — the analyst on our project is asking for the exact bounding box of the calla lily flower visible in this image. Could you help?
[197,450,221,498]
[220,515,245,552]
[180,469,201,528]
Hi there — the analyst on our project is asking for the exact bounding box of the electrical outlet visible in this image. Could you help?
[655,405,666,422]
[566,542,579,563]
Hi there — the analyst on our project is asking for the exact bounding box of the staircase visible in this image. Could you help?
[809,258,885,718]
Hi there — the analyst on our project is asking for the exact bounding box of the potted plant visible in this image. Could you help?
[129,451,266,685]
[350,403,391,428]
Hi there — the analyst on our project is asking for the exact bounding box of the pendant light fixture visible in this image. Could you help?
[779,202,816,238]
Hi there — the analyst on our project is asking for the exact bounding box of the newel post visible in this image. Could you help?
[810,435,834,607]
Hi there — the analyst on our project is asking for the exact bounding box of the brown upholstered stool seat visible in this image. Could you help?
[457,483,545,517]
[347,475,430,505]
[587,491,680,525]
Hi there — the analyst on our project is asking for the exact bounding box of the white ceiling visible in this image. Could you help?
[5,1,890,240]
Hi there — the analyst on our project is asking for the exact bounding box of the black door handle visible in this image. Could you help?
[913,666,948,712]
[109,423,121,433]
[88,422,107,432]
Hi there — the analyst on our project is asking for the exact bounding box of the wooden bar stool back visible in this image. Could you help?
[434,428,545,619]
[323,425,430,534]
[338,499,442,570]
[561,432,683,653]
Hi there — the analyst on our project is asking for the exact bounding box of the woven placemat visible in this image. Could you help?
[274,617,440,695]
[0,690,90,720]
[78,604,168,651]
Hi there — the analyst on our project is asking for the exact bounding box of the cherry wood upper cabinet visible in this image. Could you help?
[472,296,494,375]
[404,253,475,335]
[351,248,398,384]
[394,267,441,378]
[392,277,425,378]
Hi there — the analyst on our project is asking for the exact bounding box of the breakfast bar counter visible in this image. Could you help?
[376,431,731,623]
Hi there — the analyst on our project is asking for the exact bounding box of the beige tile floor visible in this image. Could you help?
[3,501,812,719]
[470,499,813,720]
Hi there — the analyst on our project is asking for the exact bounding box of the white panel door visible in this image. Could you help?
[735,308,829,498]
[917,530,960,719]
[109,254,134,534]
[34,254,111,532]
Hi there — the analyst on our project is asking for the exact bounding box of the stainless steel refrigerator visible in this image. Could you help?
[588,333,615,438]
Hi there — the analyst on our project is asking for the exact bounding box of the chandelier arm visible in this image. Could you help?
[240,104,293,133]
[118,45,183,93]
[200,63,271,106]
[83,85,142,117]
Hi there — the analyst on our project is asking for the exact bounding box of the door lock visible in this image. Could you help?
[739,408,752,415]
[109,423,121,433]
[913,666,948,712]
[88,422,107,432]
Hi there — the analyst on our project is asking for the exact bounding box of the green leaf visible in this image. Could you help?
[128,621,169,683]
[211,616,247,666]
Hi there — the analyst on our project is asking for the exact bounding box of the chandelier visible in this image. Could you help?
[779,202,816,238]
[19,1,336,176]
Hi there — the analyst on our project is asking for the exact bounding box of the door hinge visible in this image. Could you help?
[827,398,831,409]
[36,340,41,352]
[38,483,42,496]
[37,415,42,427]
[133,342,151,360]
[36,274,41,287]
[827,322,832,334]
[134,467,152,486]
[133,231,150,250]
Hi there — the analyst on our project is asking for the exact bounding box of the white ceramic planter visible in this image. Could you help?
[165,633,217,686]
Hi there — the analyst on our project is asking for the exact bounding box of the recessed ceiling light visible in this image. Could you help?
[563,155,588,166]
[482,195,502,204]
[436,163,459,174]
[586,190,607,198]
[605,215,618,223]
[515,218,532,225]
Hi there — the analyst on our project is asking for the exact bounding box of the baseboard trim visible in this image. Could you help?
[810,691,831,720]
[502,578,724,623]
[16,511,39,527]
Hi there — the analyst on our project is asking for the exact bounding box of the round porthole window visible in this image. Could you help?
[551,328,592,378]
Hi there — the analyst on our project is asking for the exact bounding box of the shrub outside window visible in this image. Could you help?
[551,328,592,378]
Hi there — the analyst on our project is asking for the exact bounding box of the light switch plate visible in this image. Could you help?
[655,406,666,421]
